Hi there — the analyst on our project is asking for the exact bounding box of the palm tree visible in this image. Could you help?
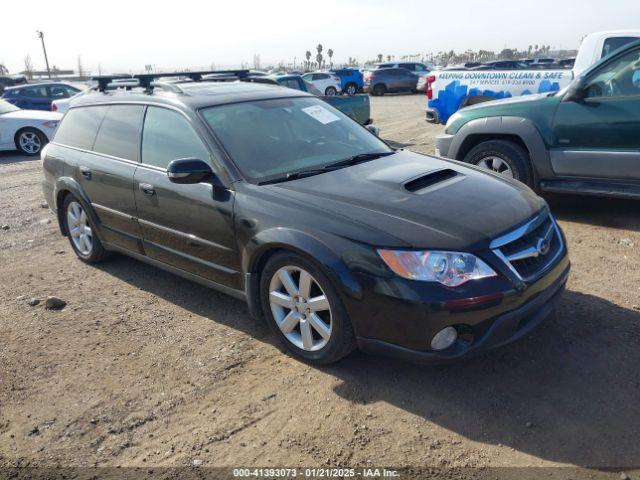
[305,50,311,70]
[377,53,383,63]
[316,44,323,70]
[327,48,334,67]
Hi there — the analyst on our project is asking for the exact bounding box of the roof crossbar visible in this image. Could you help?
[91,75,135,92]
[133,70,251,92]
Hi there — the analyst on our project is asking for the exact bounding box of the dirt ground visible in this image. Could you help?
[1,94,639,479]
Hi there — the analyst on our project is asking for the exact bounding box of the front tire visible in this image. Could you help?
[345,83,357,95]
[463,140,532,186]
[15,128,47,156]
[62,194,109,264]
[260,252,355,365]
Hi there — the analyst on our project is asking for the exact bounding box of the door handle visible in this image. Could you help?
[79,166,92,180]
[139,183,156,196]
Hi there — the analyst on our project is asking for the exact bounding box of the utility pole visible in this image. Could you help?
[36,30,51,79]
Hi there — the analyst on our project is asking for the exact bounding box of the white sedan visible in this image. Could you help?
[0,99,62,156]
[301,71,342,96]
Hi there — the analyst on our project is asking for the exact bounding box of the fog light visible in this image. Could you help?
[431,326,458,351]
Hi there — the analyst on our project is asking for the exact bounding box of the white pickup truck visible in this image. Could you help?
[425,30,640,124]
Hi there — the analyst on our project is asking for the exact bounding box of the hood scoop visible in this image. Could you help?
[404,169,463,193]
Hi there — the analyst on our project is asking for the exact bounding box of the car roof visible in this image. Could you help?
[270,74,301,81]
[4,81,77,90]
[70,80,311,111]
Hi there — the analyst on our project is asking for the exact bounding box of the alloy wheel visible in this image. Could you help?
[346,85,356,95]
[19,131,41,154]
[475,155,514,178]
[67,201,93,256]
[268,266,332,351]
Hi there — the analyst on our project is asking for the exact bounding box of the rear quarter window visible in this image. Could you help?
[53,106,108,150]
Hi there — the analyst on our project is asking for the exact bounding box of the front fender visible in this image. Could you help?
[243,228,363,301]
[449,116,553,179]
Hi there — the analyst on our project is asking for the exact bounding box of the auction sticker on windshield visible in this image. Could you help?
[302,105,340,124]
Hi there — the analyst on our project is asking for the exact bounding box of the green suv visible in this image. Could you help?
[435,41,640,199]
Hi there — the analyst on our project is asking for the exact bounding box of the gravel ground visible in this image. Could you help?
[1,94,639,479]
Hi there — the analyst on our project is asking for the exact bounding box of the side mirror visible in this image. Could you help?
[167,158,213,184]
[563,77,587,102]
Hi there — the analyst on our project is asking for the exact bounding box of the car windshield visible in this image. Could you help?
[0,99,19,114]
[201,97,391,183]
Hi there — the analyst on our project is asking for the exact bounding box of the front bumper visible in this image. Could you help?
[434,132,454,157]
[353,253,570,364]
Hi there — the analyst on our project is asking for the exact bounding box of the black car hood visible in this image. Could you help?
[268,150,545,250]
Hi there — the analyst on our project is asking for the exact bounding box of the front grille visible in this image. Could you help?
[492,212,563,282]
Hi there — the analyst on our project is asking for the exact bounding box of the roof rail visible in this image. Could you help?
[91,75,135,92]
[133,70,251,92]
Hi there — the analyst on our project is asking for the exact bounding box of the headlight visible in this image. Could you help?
[377,250,497,287]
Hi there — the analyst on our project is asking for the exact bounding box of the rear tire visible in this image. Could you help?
[260,252,356,365]
[463,140,532,186]
[15,128,47,156]
[62,194,109,264]
[325,86,337,96]
[372,84,386,96]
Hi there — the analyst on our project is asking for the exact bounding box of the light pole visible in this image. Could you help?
[36,30,51,79]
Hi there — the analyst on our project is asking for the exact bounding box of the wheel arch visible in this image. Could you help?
[53,177,102,239]
[456,133,530,162]
[242,228,363,320]
[449,116,553,180]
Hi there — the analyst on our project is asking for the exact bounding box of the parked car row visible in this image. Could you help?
[1,82,84,111]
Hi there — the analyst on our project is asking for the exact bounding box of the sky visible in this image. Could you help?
[2,0,639,74]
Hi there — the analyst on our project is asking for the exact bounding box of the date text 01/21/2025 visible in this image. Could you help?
[232,467,400,478]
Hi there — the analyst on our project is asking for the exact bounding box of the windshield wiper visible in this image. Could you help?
[259,169,330,185]
[324,151,395,169]
[258,151,395,185]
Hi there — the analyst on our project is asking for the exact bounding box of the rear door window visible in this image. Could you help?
[22,86,49,98]
[53,106,108,150]
[93,105,145,160]
[141,107,209,169]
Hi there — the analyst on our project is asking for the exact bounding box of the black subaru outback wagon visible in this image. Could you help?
[42,73,570,365]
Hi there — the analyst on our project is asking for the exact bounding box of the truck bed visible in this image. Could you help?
[323,94,371,125]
